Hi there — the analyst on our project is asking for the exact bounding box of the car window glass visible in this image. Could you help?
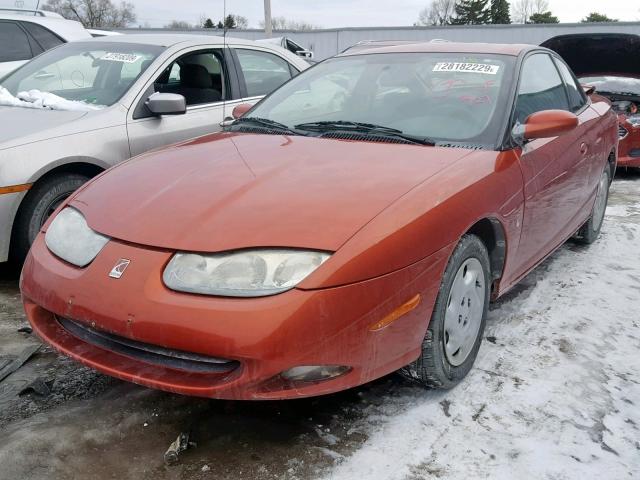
[554,58,586,112]
[21,22,64,51]
[0,22,32,62]
[236,49,292,97]
[154,50,225,106]
[252,52,514,144]
[514,53,569,124]
[2,43,163,107]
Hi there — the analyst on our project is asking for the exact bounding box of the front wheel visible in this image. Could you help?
[402,234,491,389]
[10,173,90,264]
[574,166,610,245]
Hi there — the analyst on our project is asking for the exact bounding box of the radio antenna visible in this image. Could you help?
[222,0,227,123]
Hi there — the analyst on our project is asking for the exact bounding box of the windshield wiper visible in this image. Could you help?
[232,117,303,135]
[294,120,435,146]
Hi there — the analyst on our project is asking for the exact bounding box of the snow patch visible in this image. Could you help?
[0,87,104,112]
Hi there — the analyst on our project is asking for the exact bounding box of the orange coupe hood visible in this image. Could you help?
[69,132,472,252]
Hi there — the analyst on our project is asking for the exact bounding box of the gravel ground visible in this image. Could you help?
[0,171,639,480]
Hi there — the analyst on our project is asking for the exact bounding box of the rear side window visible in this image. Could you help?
[236,49,293,97]
[0,22,32,62]
[21,22,65,51]
[514,53,569,124]
[554,58,586,112]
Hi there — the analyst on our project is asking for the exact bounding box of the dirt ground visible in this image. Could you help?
[0,171,639,480]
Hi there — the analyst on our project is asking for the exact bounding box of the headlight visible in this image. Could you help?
[163,249,331,297]
[45,207,109,267]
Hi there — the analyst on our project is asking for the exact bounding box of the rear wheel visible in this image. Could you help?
[10,173,90,264]
[402,234,491,389]
[574,166,610,245]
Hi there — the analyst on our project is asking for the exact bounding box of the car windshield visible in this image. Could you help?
[0,42,164,111]
[243,52,515,146]
[579,76,640,96]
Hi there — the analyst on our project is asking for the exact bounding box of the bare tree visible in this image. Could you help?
[164,20,193,29]
[511,0,548,23]
[43,0,136,28]
[416,0,458,25]
[233,15,249,29]
[259,16,319,30]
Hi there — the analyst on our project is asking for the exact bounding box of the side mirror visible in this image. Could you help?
[513,110,578,143]
[232,103,253,119]
[581,84,596,96]
[145,92,186,116]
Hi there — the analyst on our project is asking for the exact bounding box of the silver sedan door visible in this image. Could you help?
[127,48,235,157]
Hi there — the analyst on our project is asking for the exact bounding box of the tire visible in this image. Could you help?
[574,166,610,245]
[10,173,90,264]
[402,234,491,389]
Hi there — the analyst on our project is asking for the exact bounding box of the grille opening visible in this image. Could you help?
[56,316,239,374]
[619,125,629,139]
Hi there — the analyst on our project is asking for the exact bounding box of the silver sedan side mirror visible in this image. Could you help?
[145,93,186,116]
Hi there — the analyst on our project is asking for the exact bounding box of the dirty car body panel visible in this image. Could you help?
[21,42,618,399]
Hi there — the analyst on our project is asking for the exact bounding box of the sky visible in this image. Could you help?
[2,0,639,28]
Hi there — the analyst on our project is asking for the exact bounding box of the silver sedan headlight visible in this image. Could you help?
[163,249,331,297]
[45,207,109,267]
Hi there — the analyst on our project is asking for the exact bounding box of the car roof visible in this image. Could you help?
[79,33,275,48]
[339,41,536,57]
[0,12,90,41]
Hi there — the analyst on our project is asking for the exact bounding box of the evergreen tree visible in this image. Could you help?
[203,18,215,28]
[490,0,511,24]
[223,14,237,29]
[581,12,618,22]
[529,11,559,23]
[451,0,491,25]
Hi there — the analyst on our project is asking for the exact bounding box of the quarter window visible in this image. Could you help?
[236,49,293,97]
[514,53,569,124]
[21,22,64,51]
[554,58,586,112]
[0,22,32,62]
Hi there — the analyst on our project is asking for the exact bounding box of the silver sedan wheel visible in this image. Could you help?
[591,170,609,233]
[443,258,486,367]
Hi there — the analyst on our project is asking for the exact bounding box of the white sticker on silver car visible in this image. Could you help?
[101,53,141,63]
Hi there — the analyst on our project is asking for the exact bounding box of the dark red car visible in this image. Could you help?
[21,42,618,399]
[542,33,640,168]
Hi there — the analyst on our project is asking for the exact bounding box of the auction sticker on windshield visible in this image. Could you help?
[433,62,500,75]
[101,52,142,63]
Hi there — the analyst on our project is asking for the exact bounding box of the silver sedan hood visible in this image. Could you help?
[0,106,89,149]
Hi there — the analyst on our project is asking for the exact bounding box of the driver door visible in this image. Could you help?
[512,53,594,278]
[127,48,236,157]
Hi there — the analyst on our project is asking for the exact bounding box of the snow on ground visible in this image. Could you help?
[323,179,640,480]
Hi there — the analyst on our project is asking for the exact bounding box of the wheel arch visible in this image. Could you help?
[9,159,105,258]
[465,217,507,292]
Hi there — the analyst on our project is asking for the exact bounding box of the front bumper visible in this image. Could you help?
[618,122,640,167]
[0,189,28,262]
[21,233,448,399]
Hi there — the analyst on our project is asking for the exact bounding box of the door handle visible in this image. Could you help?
[220,117,235,127]
[580,143,589,155]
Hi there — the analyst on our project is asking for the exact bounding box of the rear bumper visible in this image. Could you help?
[21,233,448,399]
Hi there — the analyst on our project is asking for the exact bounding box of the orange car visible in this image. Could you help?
[21,42,618,399]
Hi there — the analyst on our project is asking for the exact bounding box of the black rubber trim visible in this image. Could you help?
[57,316,239,374]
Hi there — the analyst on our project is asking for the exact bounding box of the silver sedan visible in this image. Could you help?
[0,34,309,263]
